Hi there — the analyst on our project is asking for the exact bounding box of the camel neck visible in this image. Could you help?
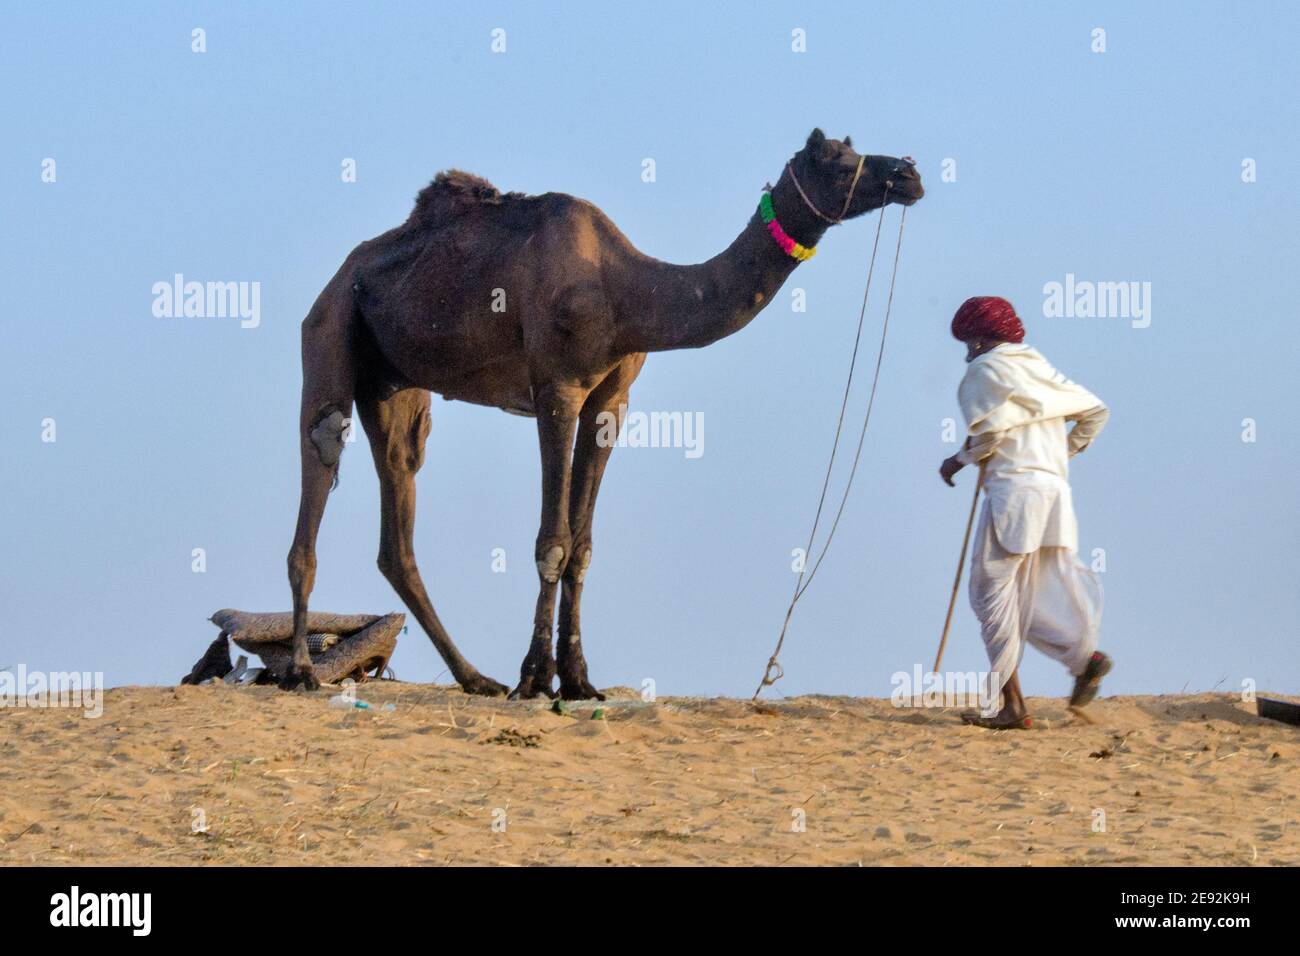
[615,173,831,354]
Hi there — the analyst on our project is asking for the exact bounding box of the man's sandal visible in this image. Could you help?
[1069,651,1112,708]
[961,711,1033,730]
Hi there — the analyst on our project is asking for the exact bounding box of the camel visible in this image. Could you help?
[285,128,923,699]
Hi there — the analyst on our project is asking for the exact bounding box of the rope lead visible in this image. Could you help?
[752,198,909,701]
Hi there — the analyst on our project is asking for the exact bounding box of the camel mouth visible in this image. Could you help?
[890,182,924,205]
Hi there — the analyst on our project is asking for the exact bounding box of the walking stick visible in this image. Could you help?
[932,463,985,673]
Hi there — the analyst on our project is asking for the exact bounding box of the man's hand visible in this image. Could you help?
[939,455,965,487]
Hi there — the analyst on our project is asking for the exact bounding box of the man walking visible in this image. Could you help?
[940,296,1112,729]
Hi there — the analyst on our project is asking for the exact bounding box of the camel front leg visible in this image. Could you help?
[554,435,614,700]
[511,381,585,699]
[556,356,644,700]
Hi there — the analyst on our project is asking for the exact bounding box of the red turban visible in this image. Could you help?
[951,296,1024,344]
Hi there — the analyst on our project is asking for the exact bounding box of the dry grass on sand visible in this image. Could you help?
[1,685,1296,866]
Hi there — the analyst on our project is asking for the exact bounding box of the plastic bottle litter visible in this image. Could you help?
[328,695,396,712]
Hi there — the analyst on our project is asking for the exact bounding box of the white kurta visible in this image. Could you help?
[955,343,1108,692]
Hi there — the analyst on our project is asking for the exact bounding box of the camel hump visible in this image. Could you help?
[408,170,524,224]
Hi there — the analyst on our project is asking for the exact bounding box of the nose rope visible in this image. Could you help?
[754,188,910,701]
[884,156,917,192]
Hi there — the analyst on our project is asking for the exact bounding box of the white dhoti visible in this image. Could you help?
[968,494,1102,695]
[954,342,1110,696]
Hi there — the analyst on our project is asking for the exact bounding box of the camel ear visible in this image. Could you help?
[806,128,826,151]
[843,135,853,148]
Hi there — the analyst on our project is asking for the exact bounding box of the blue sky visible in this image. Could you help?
[2,1,1296,699]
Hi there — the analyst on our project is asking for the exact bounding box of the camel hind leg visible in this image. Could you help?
[355,385,508,697]
[284,295,358,691]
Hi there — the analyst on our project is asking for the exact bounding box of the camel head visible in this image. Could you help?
[788,128,924,221]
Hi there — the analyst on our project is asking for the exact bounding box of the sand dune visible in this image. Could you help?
[1,685,1295,866]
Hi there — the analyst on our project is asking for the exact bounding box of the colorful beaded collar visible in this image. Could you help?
[762,153,871,262]
[759,192,816,261]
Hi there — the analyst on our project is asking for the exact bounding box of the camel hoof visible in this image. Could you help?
[557,634,600,700]
[508,676,557,701]
[279,665,320,692]
[460,674,509,698]
[559,681,605,702]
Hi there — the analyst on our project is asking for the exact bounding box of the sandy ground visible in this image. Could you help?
[1,684,1296,866]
